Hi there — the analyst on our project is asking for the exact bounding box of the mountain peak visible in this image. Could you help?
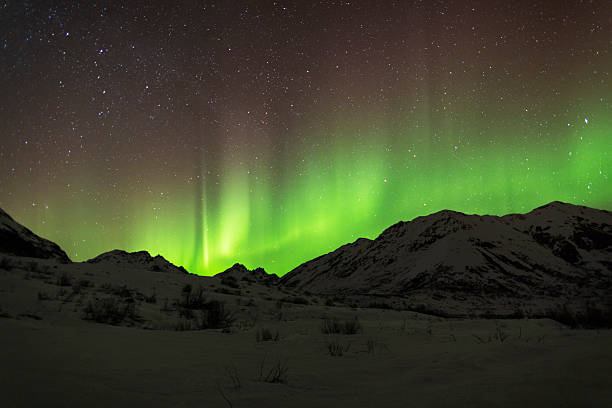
[215,263,278,284]
[531,201,577,212]
[87,249,189,274]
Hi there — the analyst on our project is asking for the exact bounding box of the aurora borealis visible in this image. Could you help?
[0,1,610,276]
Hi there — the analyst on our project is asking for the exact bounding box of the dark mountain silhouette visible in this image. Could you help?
[280,201,612,312]
[215,263,279,285]
[2,201,611,316]
[0,207,70,263]
[87,249,190,274]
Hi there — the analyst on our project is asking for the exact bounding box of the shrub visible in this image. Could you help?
[321,317,341,334]
[343,317,362,334]
[77,279,93,288]
[19,313,42,320]
[545,302,612,329]
[214,287,241,296]
[160,298,172,312]
[100,283,132,298]
[221,276,240,289]
[25,261,51,274]
[473,322,510,344]
[38,291,52,301]
[172,319,196,331]
[179,284,207,309]
[326,339,351,356]
[256,327,280,342]
[178,307,195,320]
[321,316,362,335]
[82,296,138,325]
[367,302,392,310]
[224,364,241,390]
[280,296,309,305]
[203,300,234,329]
[494,323,509,343]
[175,284,234,329]
[365,339,377,353]
[178,300,234,330]
[55,288,68,300]
[257,356,289,384]
[56,272,73,287]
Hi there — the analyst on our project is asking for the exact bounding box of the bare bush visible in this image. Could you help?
[100,283,132,298]
[321,316,362,335]
[365,338,390,354]
[202,300,234,329]
[545,302,612,329]
[175,284,234,330]
[326,339,351,356]
[82,296,138,325]
[224,364,241,390]
[221,276,240,289]
[37,291,52,301]
[279,296,309,305]
[257,355,289,384]
[256,327,279,342]
[495,323,509,343]
[178,284,207,309]
[55,272,73,287]
[71,278,92,295]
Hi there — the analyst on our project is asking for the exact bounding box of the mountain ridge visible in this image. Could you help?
[214,263,279,285]
[86,249,190,274]
[279,201,612,313]
[2,201,610,311]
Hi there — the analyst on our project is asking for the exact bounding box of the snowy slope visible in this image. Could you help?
[0,207,70,263]
[280,202,612,304]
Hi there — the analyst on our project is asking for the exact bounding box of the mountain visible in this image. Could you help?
[280,202,612,312]
[0,207,70,263]
[214,263,279,285]
[86,249,190,274]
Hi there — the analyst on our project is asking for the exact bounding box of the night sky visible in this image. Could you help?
[0,1,610,276]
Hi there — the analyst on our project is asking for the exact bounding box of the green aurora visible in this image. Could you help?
[9,101,611,276]
[1,1,610,276]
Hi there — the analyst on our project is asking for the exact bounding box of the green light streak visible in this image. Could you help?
[7,104,610,277]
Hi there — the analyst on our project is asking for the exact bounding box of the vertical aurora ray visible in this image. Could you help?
[7,100,610,277]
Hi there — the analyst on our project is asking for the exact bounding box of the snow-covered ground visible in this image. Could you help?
[1,256,611,407]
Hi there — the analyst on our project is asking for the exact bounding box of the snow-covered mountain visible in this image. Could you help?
[0,207,70,263]
[280,202,612,310]
[86,249,190,274]
[214,263,279,285]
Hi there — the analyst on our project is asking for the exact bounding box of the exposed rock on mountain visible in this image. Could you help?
[280,202,612,311]
[215,263,279,285]
[86,249,189,274]
[0,207,70,263]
